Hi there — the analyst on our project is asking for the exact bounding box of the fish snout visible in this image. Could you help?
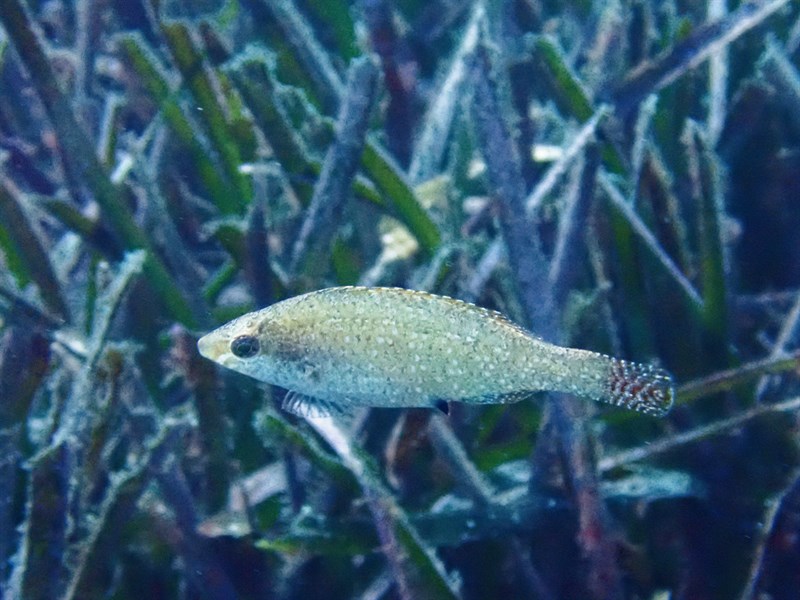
[197,332,227,361]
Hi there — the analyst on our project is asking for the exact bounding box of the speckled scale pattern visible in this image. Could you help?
[198,286,674,416]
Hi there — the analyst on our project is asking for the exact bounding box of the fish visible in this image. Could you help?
[197,286,674,417]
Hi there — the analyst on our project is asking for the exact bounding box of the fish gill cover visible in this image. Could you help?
[0,0,799,599]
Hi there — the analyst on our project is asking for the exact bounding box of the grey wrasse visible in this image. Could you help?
[197,286,674,417]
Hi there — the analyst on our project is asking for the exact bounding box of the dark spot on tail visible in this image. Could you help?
[435,400,450,415]
[608,360,675,416]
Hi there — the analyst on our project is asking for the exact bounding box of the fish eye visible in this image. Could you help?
[231,335,260,359]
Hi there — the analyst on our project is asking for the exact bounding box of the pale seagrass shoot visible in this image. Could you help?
[197,286,674,417]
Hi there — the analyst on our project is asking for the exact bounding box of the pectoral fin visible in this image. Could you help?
[281,391,345,418]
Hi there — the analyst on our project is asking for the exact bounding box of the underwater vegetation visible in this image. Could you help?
[1,0,800,598]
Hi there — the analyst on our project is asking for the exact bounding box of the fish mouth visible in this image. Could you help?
[198,332,227,362]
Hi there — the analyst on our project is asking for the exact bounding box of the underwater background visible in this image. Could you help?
[1,0,800,598]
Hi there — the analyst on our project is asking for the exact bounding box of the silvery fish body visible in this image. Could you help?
[197,286,674,417]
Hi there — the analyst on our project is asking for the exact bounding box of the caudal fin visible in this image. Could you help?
[607,359,674,416]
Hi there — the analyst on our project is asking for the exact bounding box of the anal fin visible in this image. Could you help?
[282,390,344,418]
[459,390,536,405]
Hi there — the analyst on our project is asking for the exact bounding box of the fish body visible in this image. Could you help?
[197,286,674,416]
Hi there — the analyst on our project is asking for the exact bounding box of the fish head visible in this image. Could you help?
[197,307,294,384]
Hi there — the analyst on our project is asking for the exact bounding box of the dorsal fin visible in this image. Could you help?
[322,286,534,338]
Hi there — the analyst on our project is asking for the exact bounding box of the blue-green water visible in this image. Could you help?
[1,1,799,598]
